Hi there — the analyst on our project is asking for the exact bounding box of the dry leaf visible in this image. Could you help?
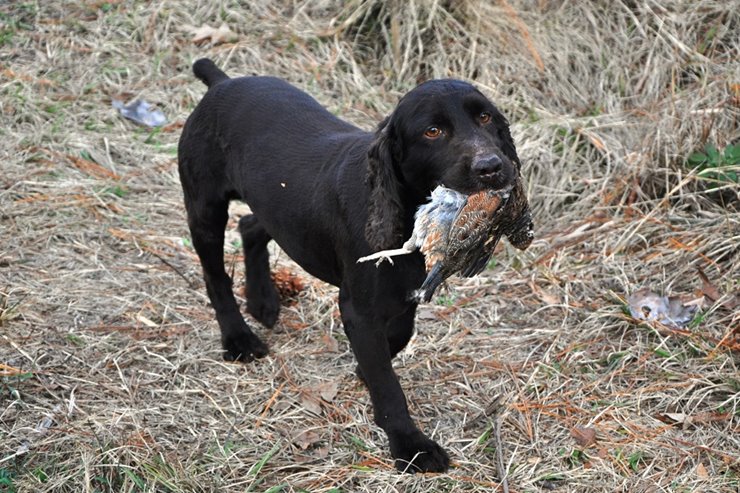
[292,429,321,450]
[300,382,337,415]
[662,412,693,427]
[300,392,322,415]
[272,268,306,300]
[570,425,597,447]
[697,268,722,302]
[529,281,560,305]
[314,381,338,403]
[321,332,339,352]
[135,314,158,327]
[692,411,731,424]
[697,268,739,310]
[416,306,438,320]
[188,23,238,45]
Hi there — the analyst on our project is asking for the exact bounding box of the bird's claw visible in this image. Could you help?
[375,256,394,267]
[357,253,394,266]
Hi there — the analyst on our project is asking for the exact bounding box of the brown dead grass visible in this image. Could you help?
[1,1,738,492]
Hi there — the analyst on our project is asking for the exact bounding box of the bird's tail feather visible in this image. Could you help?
[415,263,446,302]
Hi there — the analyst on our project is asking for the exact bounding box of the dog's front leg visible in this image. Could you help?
[339,290,450,473]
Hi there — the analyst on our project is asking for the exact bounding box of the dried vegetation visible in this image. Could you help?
[1,0,738,492]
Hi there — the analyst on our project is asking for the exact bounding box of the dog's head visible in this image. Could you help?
[365,80,521,250]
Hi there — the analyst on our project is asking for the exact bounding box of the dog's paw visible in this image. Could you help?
[389,430,450,473]
[246,284,280,328]
[222,332,269,362]
[247,292,280,328]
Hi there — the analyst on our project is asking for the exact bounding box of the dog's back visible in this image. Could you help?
[189,59,358,142]
[179,60,372,285]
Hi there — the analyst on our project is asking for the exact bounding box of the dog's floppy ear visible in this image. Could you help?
[492,110,522,170]
[365,117,405,250]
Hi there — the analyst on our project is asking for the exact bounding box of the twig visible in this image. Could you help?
[493,408,510,493]
[255,382,286,428]
[149,250,195,288]
[464,393,503,431]
[464,394,510,493]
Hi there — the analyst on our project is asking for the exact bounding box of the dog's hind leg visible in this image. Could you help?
[239,214,280,328]
[185,196,269,362]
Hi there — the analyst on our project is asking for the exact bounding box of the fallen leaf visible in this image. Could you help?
[321,332,339,352]
[187,23,238,45]
[570,425,597,447]
[292,429,321,450]
[67,153,120,180]
[697,268,722,301]
[697,268,739,310]
[272,268,306,300]
[661,412,695,429]
[529,281,560,305]
[314,381,338,403]
[300,392,322,415]
[135,314,158,327]
[692,411,731,424]
[282,315,308,330]
[293,453,314,464]
[416,306,438,320]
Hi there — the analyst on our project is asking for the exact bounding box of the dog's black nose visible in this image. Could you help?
[472,155,503,177]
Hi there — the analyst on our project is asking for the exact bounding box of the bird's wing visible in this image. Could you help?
[447,191,505,255]
[459,233,502,277]
[447,190,507,277]
[497,178,533,250]
[459,178,533,277]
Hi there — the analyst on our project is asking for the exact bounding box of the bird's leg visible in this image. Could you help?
[357,237,417,267]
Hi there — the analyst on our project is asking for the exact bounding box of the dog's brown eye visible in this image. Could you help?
[479,112,492,124]
[424,126,442,139]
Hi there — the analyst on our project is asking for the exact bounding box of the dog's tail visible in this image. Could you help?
[193,58,229,87]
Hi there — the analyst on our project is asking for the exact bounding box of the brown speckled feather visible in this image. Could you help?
[445,190,504,260]
[357,177,533,302]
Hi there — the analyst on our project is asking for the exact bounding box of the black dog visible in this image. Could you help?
[178,58,521,473]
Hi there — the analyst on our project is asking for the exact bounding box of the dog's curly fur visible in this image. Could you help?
[178,59,521,473]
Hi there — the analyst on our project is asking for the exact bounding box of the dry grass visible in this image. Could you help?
[1,1,738,492]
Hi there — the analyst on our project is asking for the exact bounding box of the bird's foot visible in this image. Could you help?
[374,255,394,267]
[358,246,416,266]
[357,252,395,265]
